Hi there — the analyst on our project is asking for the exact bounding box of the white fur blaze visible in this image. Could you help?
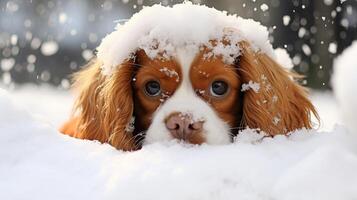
[144,47,231,145]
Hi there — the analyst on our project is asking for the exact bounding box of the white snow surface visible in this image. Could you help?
[1,85,357,200]
[332,41,357,132]
[2,84,73,127]
[97,3,277,75]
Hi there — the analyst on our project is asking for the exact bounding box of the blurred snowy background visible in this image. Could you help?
[0,0,356,90]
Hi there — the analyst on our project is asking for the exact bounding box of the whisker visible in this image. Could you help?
[236,67,249,75]
[121,135,136,150]
[132,131,146,149]
[125,62,151,68]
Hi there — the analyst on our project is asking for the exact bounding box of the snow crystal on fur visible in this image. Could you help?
[241,81,260,93]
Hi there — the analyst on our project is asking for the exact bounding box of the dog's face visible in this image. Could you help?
[62,40,318,151]
[132,48,242,145]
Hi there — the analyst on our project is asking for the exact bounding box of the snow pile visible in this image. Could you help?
[3,85,73,126]
[97,3,277,75]
[1,88,357,200]
[310,92,342,131]
[274,48,294,70]
[332,41,357,132]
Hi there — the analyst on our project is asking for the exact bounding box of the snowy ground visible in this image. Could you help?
[1,85,357,200]
[3,85,74,127]
[310,91,343,131]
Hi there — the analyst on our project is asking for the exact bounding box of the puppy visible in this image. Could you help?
[60,5,318,151]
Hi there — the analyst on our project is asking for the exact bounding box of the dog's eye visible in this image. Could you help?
[210,81,229,97]
[145,81,161,96]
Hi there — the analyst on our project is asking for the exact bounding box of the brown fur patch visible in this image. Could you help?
[132,50,182,134]
[237,41,319,135]
[190,50,242,134]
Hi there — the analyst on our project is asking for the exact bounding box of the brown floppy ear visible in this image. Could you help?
[238,41,319,135]
[62,58,137,151]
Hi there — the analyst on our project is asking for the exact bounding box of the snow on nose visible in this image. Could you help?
[165,112,204,140]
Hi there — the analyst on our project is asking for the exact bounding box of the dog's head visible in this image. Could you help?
[62,4,319,151]
[69,40,318,151]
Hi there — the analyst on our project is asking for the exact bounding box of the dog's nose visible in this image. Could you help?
[165,113,203,140]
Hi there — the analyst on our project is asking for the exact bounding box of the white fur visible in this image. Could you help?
[144,47,231,145]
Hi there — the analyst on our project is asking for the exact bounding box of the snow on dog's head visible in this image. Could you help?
[96,3,275,75]
[61,3,318,151]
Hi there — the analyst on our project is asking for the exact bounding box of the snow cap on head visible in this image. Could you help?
[97,2,277,75]
[332,41,357,133]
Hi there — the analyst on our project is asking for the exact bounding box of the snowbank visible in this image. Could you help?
[1,88,357,200]
[274,48,294,70]
[332,41,357,132]
[2,84,73,127]
[310,91,342,131]
[97,3,276,75]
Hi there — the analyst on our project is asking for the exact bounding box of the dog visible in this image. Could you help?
[60,4,318,151]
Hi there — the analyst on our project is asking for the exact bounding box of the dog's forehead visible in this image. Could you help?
[136,47,231,81]
[175,47,198,77]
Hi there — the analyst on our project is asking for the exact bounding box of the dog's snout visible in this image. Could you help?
[165,113,203,140]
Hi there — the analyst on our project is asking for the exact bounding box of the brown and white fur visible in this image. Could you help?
[60,41,319,151]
